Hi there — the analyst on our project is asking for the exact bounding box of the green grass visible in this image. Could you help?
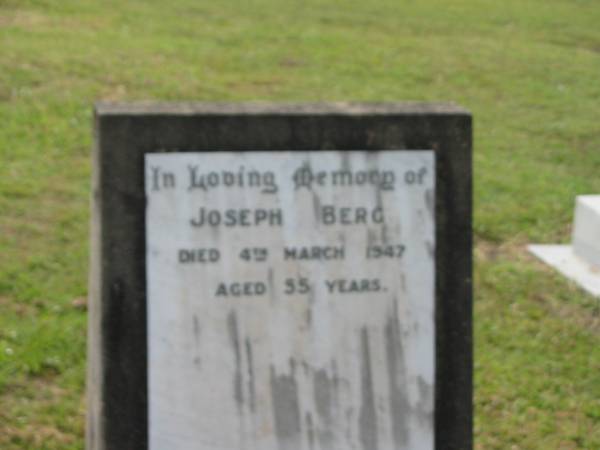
[1,0,599,448]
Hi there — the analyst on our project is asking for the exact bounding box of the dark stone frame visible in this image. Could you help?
[88,102,472,450]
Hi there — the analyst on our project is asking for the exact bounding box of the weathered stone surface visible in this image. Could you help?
[87,102,472,450]
[146,151,435,449]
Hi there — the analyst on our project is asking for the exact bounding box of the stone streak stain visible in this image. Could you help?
[270,361,302,450]
[381,224,390,244]
[425,188,434,220]
[227,310,244,413]
[245,338,256,413]
[416,376,434,430]
[192,315,201,368]
[385,299,409,449]
[426,241,434,259]
[331,359,341,408]
[268,268,277,306]
[305,288,316,328]
[193,315,200,343]
[367,228,378,247]
[305,412,315,450]
[313,369,335,449]
[312,191,322,224]
[359,328,378,450]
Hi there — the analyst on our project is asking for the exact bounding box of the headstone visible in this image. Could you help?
[529,195,600,297]
[87,103,472,450]
[572,195,600,268]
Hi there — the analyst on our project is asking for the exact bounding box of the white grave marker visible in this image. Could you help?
[145,151,435,450]
[529,195,600,297]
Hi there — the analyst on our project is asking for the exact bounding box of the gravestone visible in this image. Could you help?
[87,102,472,450]
[529,195,600,297]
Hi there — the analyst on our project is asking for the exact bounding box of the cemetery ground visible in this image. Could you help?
[1,0,599,448]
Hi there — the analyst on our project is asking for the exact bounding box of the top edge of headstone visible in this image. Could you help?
[94,101,470,117]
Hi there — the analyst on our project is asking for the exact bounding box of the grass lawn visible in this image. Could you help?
[1,0,600,448]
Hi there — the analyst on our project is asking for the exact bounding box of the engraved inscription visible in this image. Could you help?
[146,151,435,450]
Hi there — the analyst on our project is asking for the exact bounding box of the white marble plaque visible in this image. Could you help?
[146,151,435,450]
